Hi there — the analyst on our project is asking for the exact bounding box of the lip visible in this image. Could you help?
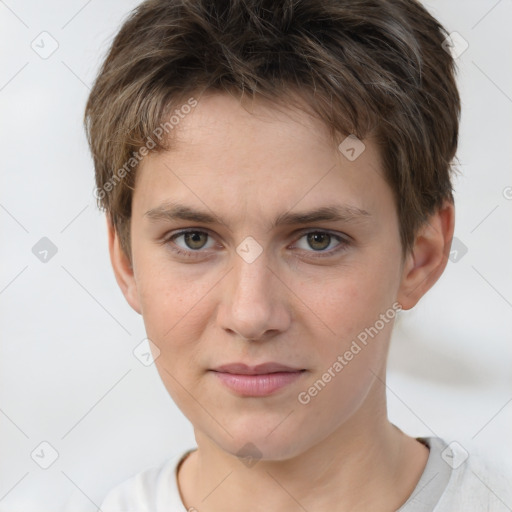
[210,362,306,397]
[212,362,304,375]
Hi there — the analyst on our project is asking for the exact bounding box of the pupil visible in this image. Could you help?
[185,232,206,249]
[309,233,330,251]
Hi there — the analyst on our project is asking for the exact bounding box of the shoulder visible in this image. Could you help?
[100,449,195,512]
[435,439,512,511]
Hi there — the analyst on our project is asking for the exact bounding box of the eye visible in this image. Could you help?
[165,229,216,258]
[176,231,211,250]
[293,230,350,257]
[163,228,350,260]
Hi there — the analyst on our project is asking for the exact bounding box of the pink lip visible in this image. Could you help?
[210,362,306,397]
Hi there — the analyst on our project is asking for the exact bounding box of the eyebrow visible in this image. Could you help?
[144,201,371,230]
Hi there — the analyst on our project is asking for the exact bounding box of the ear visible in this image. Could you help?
[397,201,455,310]
[106,217,142,314]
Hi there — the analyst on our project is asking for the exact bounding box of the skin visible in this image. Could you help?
[108,92,455,512]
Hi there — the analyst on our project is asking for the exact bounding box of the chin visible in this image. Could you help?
[209,420,311,463]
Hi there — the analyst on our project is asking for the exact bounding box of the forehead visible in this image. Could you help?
[133,93,390,227]
[162,92,340,164]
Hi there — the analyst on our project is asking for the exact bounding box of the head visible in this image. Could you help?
[84,0,459,460]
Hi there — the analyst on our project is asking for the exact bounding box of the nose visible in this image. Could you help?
[217,250,291,342]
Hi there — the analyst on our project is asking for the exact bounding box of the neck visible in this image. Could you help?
[177,379,429,512]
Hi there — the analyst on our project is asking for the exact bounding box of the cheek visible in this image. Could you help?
[294,256,400,392]
[135,241,204,324]
[295,302,395,435]
[133,254,215,368]
[298,257,400,345]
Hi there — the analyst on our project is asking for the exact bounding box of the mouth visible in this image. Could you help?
[209,362,307,396]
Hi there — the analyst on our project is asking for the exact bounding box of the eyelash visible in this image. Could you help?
[163,229,351,260]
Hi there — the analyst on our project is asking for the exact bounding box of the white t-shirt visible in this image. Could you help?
[100,437,512,511]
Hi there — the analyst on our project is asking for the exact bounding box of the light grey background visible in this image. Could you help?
[1,1,511,510]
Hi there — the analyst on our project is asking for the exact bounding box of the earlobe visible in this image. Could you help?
[106,217,142,315]
[397,201,455,310]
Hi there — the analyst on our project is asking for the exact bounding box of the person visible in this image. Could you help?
[83,0,511,510]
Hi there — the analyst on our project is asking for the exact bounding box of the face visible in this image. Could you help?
[117,93,420,460]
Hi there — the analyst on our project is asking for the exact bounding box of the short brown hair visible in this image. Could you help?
[84,0,460,259]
